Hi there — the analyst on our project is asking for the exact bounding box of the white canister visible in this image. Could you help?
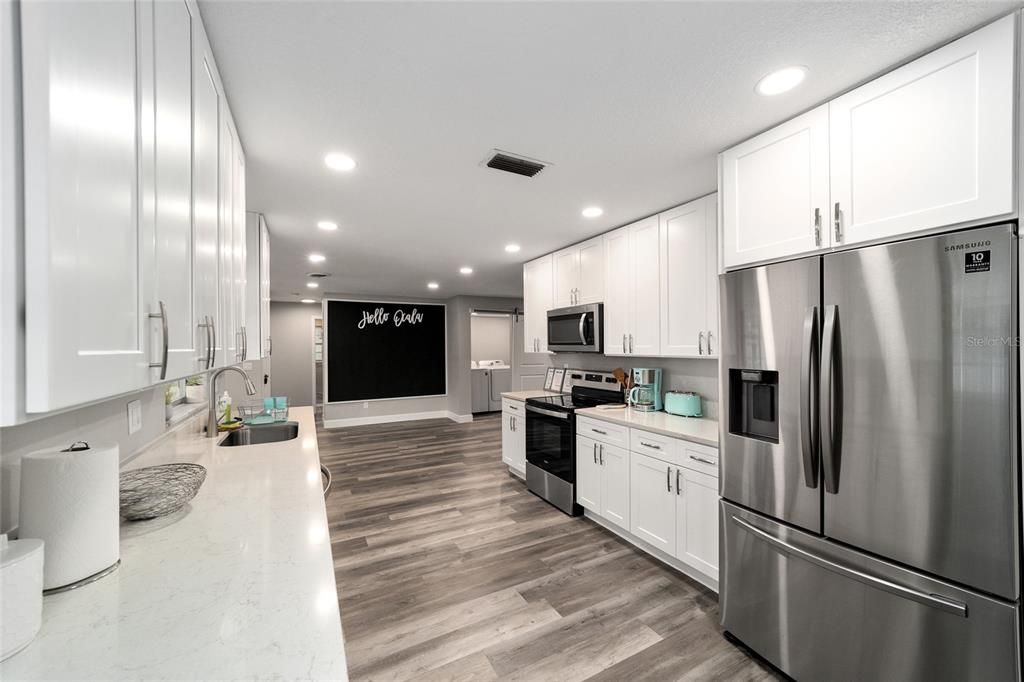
[0,534,44,660]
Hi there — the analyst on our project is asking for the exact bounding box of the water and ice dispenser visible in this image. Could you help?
[728,369,780,443]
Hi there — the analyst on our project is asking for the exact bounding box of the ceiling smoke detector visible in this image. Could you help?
[482,149,549,178]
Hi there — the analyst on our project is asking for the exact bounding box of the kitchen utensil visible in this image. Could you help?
[665,390,703,417]
[0,534,43,660]
[119,464,207,521]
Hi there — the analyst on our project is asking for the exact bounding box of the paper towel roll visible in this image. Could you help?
[18,442,119,590]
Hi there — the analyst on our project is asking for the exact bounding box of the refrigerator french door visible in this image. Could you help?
[720,223,1020,681]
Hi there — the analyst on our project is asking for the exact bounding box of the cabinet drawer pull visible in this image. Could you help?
[689,455,716,466]
[592,428,607,435]
[641,441,661,450]
[148,301,168,380]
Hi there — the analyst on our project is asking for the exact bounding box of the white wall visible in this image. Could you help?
[269,301,320,407]
[470,315,511,365]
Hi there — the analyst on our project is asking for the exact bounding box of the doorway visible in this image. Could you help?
[469,310,513,414]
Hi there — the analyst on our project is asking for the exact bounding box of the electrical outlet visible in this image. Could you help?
[127,399,143,435]
[363,401,369,409]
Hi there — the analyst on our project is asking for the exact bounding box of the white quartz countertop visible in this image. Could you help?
[575,406,720,447]
[1,406,348,681]
[500,389,565,401]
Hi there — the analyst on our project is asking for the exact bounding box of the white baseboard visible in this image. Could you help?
[323,410,475,428]
[584,509,718,593]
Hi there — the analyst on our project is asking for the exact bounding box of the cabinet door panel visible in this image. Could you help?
[600,442,629,531]
[705,198,719,357]
[193,54,219,372]
[677,468,719,579]
[22,0,149,411]
[523,255,552,353]
[629,451,676,555]
[552,248,578,308]
[830,15,1014,246]
[148,0,196,380]
[260,217,272,358]
[577,237,604,304]
[720,105,829,269]
[502,412,516,468]
[234,143,246,360]
[217,117,235,365]
[603,228,630,356]
[660,198,708,357]
[629,216,660,356]
[576,435,601,513]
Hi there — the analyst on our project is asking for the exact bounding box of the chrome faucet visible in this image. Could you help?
[207,366,258,437]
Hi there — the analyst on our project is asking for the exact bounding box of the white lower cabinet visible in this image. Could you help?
[501,400,526,475]
[582,419,720,588]
[630,450,677,554]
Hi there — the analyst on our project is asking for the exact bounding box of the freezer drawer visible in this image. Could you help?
[720,500,1020,682]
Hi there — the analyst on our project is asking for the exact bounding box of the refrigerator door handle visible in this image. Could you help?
[820,305,843,494]
[730,514,968,618]
[800,306,819,488]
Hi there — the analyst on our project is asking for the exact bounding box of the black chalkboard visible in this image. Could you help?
[326,300,447,402]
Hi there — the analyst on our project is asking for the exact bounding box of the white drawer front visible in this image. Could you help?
[577,415,629,447]
[679,441,718,477]
[502,398,524,414]
[630,429,676,458]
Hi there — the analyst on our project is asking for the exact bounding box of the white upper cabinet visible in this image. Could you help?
[260,216,272,357]
[829,15,1015,246]
[217,117,236,366]
[720,105,830,270]
[522,254,553,354]
[141,0,198,382]
[604,216,660,356]
[553,236,605,308]
[233,142,247,360]
[246,212,270,359]
[660,194,718,357]
[193,47,220,374]
[21,0,150,411]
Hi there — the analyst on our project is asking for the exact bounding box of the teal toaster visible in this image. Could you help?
[665,391,702,417]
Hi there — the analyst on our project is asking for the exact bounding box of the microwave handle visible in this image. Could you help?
[578,313,588,345]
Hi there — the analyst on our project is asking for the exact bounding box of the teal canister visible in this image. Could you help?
[664,391,702,417]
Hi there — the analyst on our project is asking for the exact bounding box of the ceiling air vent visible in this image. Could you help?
[483,149,549,178]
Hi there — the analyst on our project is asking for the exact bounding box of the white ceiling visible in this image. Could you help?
[198,0,1019,302]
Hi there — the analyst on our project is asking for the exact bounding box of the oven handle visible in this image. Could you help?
[525,404,570,420]
[578,313,587,345]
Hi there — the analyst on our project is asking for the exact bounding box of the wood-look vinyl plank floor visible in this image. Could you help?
[318,413,780,681]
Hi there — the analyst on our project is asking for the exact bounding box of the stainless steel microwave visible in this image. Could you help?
[546,303,602,353]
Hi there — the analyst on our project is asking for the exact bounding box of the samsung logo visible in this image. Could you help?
[945,240,991,252]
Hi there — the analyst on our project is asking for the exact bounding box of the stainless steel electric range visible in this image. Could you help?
[524,370,624,515]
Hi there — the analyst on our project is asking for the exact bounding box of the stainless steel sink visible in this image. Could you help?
[218,422,299,447]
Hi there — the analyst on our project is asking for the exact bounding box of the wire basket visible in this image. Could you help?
[119,463,207,521]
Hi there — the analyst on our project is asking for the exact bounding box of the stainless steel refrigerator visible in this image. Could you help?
[719,223,1020,680]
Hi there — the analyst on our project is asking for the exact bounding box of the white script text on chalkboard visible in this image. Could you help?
[358,307,425,330]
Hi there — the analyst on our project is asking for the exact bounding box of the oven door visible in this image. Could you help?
[525,404,575,483]
[547,304,601,352]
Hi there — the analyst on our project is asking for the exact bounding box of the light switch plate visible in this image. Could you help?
[127,399,142,435]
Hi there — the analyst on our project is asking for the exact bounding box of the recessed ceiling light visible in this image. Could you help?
[308,253,326,263]
[300,299,317,304]
[317,220,338,231]
[306,282,319,289]
[324,152,356,171]
[504,244,521,254]
[756,66,807,96]
[460,266,473,275]
[581,206,603,218]
[427,282,440,290]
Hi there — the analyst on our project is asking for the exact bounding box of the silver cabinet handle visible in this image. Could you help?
[833,202,842,242]
[675,467,681,495]
[593,442,597,464]
[148,301,168,380]
[267,336,272,356]
[241,326,247,361]
[599,443,603,465]
[706,331,713,355]
[641,441,661,450]
[666,465,672,492]
[622,334,626,353]
[698,331,704,355]
[592,428,607,435]
[210,315,217,368]
[628,334,634,353]
[730,514,967,617]
[201,316,213,369]
[689,455,716,466]
[321,464,332,498]
[814,207,822,246]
